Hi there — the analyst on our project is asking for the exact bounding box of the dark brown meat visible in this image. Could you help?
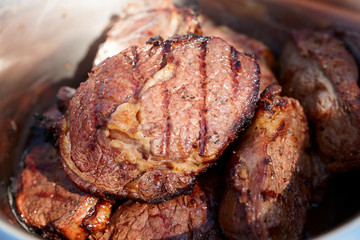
[219,84,312,240]
[93,0,201,65]
[59,34,260,202]
[94,170,224,240]
[14,108,112,240]
[199,16,277,94]
[279,30,360,171]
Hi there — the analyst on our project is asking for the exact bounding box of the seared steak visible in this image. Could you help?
[199,16,277,93]
[219,84,312,240]
[93,0,201,66]
[95,170,224,240]
[279,30,360,170]
[14,108,112,240]
[59,34,260,202]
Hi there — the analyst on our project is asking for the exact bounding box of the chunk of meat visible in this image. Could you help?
[219,84,312,240]
[14,108,112,240]
[279,30,360,171]
[93,0,201,65]
[94,170,224,240]
[199,16,277,93]
[59,34,260,202]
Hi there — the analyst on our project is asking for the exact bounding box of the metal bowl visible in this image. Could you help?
[1,0,359,239]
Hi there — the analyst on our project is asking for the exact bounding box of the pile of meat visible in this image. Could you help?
[12,0,360,239]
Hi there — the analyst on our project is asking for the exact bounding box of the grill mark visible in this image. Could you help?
[160,62,180,156]
[162,87,171,156]
[230,47,240,98]
[160,41,174,156]
[134,41,170,99]
[130,46,149,99]
[198,40,208,156]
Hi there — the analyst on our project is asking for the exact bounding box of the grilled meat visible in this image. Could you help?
[279,30,360,171]
[59,34,260,202]
[14,108,112,240]
[219,84,312,240]
[95,170,224,240]
[93,0,201,66]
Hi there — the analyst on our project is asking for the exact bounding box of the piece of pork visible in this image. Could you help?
[93,0,201,66]
[219,84,312,240]
[59,34,260,203]
[199,16,277,94]
[279,30,360,171]
[14,108,112,240]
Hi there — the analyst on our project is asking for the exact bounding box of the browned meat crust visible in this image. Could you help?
[199,15,278,94]
[14,108,112,240]
[219,84,312,240]
[94,170,224,240]
[59,34,260,202]
[279,30,360,171]
[93,0,201,65]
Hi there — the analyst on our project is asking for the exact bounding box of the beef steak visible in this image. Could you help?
[279,30,360,170]
[219,84,312,240]
[14,108,112,240]
[95,169,224,240]
[93,0,201,66]
[59,34,260,202]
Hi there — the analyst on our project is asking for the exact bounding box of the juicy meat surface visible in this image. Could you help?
[95,170,224,240]
[59,34,260,202]
[279,30,360,170]
[14,108,112,240]
[93,0,201,65]
[219,84,312,240]
[199,16,277,93]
